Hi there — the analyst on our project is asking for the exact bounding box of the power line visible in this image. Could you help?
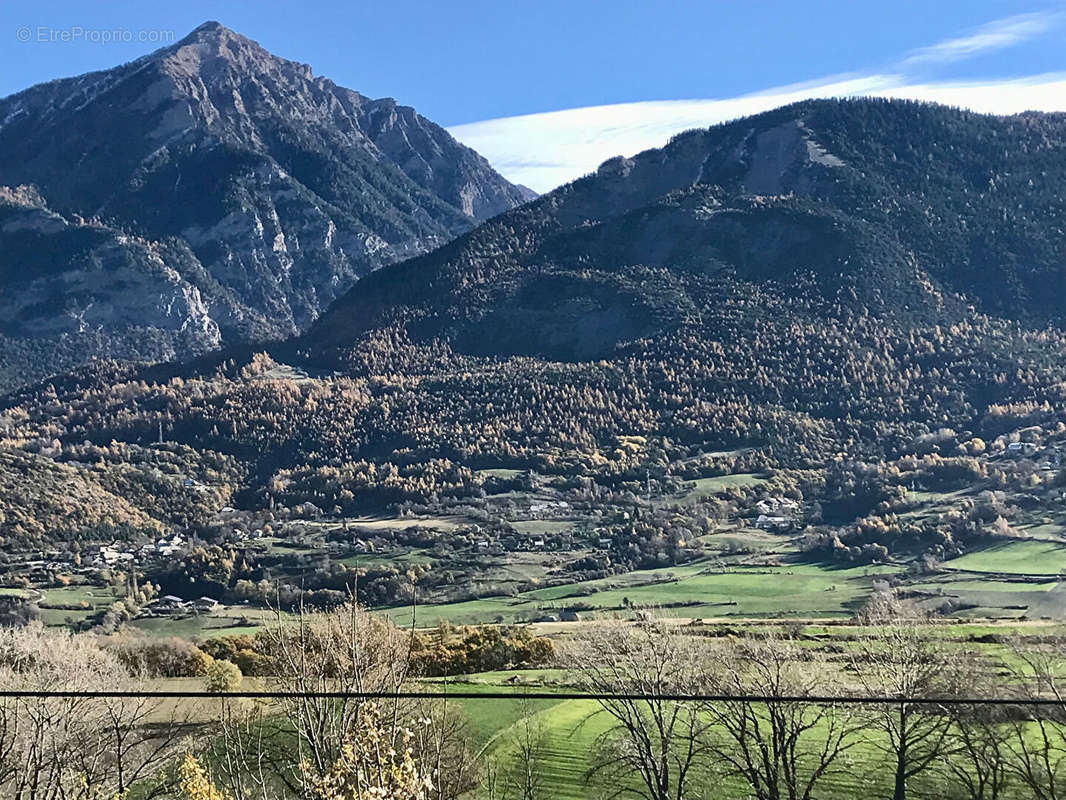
[0,689,1062,705]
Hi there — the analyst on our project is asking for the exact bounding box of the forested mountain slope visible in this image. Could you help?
[4,98,1066,566]
[310,98,1066,359]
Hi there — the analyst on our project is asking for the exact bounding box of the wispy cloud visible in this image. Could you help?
[450,72,1066,192]
[899,11,1061,69]
[451,12,1066,192]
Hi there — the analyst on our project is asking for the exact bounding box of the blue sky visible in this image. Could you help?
[3,0,1066,190]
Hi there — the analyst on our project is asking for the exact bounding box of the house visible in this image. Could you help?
[155,534,187,557]
[755,515,790,530]
[756,497,800,516]
[560,610,582,622]
[191,596,220,612]
[1007,442,1037,454]
[95,545,134,566]
[149,595,187,614]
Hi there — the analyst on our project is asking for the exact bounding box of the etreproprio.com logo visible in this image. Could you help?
[16,26,176,44]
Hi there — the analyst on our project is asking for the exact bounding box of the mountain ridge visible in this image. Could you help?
[0,20,528,391]
[306,97,1066,364]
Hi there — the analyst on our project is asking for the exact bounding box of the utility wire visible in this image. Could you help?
[0,689,1062,705]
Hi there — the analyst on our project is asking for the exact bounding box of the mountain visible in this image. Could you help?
[307,98,1066,363]
[0,21,528,391]
[6,98,1066,567]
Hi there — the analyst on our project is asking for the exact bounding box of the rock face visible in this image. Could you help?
[0,21,528,389]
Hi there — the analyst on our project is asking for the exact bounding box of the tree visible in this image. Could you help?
[182,704,437,800]
[700,633,861,800]
[946,701,1012,800]
[206,600,475,800]
[204,658,243,693]
[852,591,963,800]
[1000,638,1066,800]
[568,619,709,800]
[482,701,548,800]
[301,702,435,800]
[0,623,189,799]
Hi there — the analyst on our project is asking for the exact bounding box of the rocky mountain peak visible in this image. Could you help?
[0,22,531,391]
[157,20,314,84]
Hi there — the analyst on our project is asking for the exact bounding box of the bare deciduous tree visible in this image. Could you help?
[0,622,189,800]
[568,619,710,800]
[478,701,547,800]
[254,600,415,791]
[1001,638,1066,800]
[699,633,862,800]
[852,591,963,800]
[209,600,475,800]
[505,704,547,800]
[946,701,1013,800]
[213,695,284,800]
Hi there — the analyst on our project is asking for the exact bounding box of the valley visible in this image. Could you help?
[3,16,1066,798]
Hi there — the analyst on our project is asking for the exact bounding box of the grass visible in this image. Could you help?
[472,699,609,800]
[509,520,574,535]
[407,559,900,626]
[453,694,567,749]
[338,548,435,568]
[463,693,973,799]
[680,474,769,501]
[478,468,525,480]
[346,515,461,531]
[911,574,1063,619]
[908,488,972,504]
[1018,522,1066,540]
[943,539,1066,576]
[128,605,297,639]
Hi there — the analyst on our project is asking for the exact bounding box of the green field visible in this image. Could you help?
[401,559,899,626]
[32,584,118,626]
[338,548,435,568]
[943,539,1066,576]
[129,605,296,639]
[460,688,979,799]
[679,473,769,502]
[509,520,575,535]
[478,468,525,480]
[346,515,462,531]
[913,574,1064,619]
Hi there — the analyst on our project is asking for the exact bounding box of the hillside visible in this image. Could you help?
[309,98,1066,360]
[4,98,1066,582]
[0,21,528,391]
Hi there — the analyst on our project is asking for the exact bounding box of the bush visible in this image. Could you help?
[104,634,211,677]
[203,658,242,693]
[199,634,272,676]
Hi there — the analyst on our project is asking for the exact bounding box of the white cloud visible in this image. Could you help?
[450,73,1066,192]
[899,11,1061,68]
